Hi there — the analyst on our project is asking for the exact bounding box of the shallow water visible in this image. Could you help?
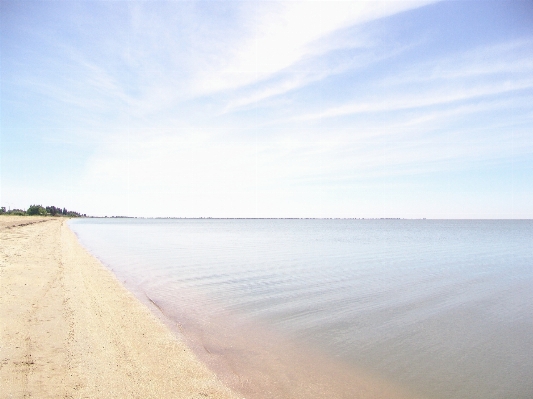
[69,218,533,399]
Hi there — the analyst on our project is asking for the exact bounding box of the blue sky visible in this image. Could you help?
[1,0,532,218]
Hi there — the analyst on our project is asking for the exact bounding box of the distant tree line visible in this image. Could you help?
[0,205,86,217]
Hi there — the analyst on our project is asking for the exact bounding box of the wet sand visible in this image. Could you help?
[0,216,240,399]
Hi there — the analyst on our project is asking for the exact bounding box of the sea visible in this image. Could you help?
[68,218,533,399]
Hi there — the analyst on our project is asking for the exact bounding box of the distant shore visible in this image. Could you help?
[0,216,239,398]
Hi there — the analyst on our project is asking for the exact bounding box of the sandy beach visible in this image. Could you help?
[0,216,240,399]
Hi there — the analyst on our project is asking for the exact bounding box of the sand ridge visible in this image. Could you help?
[0,216,241,399]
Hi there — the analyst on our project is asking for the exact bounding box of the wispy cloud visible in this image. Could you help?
[190,1,436,95]
[382,39,533,85]
[219,39,420,114]
[295,78,533,121]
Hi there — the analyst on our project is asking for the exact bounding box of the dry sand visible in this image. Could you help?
[0,216,241,399]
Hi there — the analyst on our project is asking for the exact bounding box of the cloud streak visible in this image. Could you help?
[295,78,533,121]
[190,1,437,95]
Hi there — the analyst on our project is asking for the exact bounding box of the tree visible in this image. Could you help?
[27,204,47,216]
[46,206,61,216]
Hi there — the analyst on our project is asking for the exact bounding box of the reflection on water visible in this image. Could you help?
[69,218,533,399]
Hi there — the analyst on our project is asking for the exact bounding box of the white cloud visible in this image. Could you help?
[295,78,533,121]
[220,40,418,114]
[78,108,531,218]
[191,1,437,95]
[382,39,533,85]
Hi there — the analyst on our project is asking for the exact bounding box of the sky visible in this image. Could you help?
[1,0,532,218]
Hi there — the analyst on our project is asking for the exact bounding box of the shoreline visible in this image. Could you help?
[68,217,421,399]
[2,215,420,399]
[0,216,240,398]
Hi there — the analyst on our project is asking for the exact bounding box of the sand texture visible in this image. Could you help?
[0,216,240,399]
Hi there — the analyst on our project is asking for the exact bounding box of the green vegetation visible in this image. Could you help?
[0,208,27,216]
[0,205,85,217]
[27,205,47,215]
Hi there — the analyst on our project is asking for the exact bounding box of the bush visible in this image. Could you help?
[10,209,27,216]
[27,204,47,216]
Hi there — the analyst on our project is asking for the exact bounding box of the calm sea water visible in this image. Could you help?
[69,218,533,399]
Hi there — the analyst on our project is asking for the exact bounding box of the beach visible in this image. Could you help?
[0,216,240,399]
[4,216,530,399]
[1,216,421,399]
